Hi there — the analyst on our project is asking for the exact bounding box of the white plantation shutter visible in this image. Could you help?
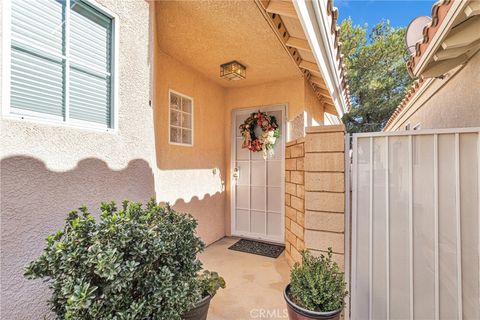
[69,1,112,126]
[9,0,114,128]
[11,0,65,118]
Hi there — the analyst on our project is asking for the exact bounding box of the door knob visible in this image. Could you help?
[233,167,239,180]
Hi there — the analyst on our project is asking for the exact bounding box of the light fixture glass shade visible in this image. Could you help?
[220,60,246,80]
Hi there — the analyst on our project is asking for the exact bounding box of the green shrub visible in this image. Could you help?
[24,200,205,320]
[290,248,348,312]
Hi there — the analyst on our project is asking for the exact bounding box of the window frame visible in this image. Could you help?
[168,89,194,147]
[2,0,120,132]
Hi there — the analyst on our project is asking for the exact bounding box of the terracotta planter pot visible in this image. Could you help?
[182,295,212,320]
[283,284,342,320]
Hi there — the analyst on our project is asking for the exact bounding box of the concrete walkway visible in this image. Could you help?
[199,237,290,320]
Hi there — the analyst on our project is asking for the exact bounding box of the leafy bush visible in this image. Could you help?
[196,270,226,298]
[290,249,347,312]
[24,200,206,320]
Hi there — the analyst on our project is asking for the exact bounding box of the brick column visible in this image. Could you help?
[284,125,346,269]
[304,124,345,270]
[284,138,305,267]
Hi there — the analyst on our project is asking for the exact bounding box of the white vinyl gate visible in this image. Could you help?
[349,128,480,320]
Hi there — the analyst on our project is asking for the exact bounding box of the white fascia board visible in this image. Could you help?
[325,112,342,125]
[412,0,467,77]
[293,0,346,117]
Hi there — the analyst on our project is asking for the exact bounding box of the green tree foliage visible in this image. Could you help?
[340,18,412,132]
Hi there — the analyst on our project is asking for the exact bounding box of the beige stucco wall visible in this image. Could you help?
[224,76,304,120]
[304,80,325,125]
[0,1,156,319]
[388,51,480,131]
[153,48,227,246]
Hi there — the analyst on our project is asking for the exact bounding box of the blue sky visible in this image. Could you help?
[337,0,434,30]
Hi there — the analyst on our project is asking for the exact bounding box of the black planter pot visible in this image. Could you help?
[182,295,212,320]
[283,284,342,320]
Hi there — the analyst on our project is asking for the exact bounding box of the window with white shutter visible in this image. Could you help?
[9,0,115,129]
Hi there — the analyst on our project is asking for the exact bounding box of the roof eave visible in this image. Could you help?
[408,0,467,78]
[293,0,348,118]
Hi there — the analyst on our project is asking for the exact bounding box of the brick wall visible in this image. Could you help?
[304,125,345,269]
[284,137,305,266]
[284,124,346,270]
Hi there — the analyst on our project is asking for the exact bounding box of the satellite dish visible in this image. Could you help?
[405,16,432,55]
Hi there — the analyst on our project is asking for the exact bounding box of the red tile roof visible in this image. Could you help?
[406,0,454,77]
[384,78,425,129]
[327,0,351,111]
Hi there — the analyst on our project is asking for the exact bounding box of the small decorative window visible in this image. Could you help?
[169,90,193,146]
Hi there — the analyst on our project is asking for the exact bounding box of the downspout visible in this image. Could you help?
[293,0,346,118]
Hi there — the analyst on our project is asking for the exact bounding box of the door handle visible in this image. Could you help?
[233,167,239,180]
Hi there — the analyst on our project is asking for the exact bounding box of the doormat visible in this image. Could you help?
[228,239,285,258]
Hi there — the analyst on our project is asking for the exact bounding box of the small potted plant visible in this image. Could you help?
[183,270,226,320]
[284,249,348,320]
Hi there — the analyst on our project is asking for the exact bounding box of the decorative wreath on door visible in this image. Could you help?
[239,111,280,159]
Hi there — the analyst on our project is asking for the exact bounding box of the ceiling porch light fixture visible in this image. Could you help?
[220,61,246,80]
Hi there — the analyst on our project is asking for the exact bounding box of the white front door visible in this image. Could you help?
[231,105,285,244]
